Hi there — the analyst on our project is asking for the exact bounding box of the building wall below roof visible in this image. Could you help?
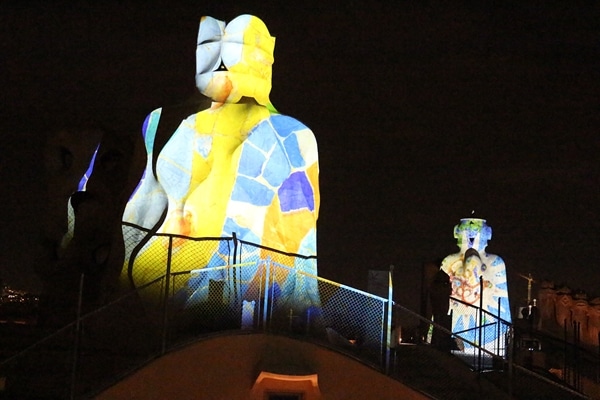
[94,332,430,400]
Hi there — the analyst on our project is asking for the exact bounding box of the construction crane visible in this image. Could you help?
[518,273,535,305]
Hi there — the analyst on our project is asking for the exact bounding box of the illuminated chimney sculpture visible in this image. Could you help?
[441,218,511,348]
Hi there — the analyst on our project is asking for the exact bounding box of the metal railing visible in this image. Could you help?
[0,226,595,399]
[392,301,592,399]
[447,296,511,370]
[0,231,392,399]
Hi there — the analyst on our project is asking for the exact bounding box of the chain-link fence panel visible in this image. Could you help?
[392,302,518,399]
[236,239,317,276]
[74,279,166,398]
[122,223,234,294]
[449,297,509,351]
[122,225,389,365]
[0,323,76,399]
[164,263,259,348]
[0,277,168,400]
[158,241,388,369]
[308,276,387,367]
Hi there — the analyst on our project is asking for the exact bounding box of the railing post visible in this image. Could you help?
[232,232,238,264]
[497,297,501,357]
[232,233,238,308]
[269,259,275,323]
[385,265,394,374]
[478,275,483,371]
[507,325,514,398]
[574,321,580,391]
[70,272,85,400]
[564,318,569,385]
[262,257,271,330]
[161,235,173,355]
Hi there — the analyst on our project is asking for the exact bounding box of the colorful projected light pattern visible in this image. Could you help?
[121,15,320,307]
[441,218,511,347]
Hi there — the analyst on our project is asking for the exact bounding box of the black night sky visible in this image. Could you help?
[1,1,598,311]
